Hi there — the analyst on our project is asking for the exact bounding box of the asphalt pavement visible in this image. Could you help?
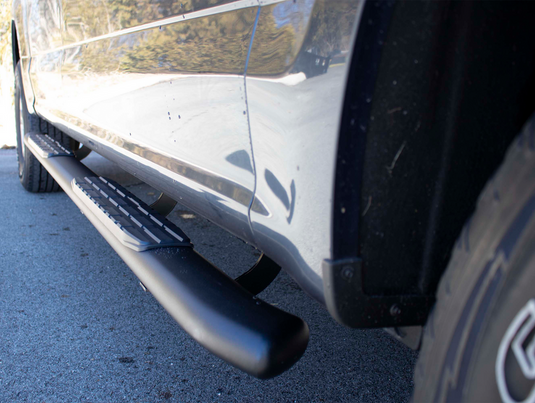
[0,149,417,402]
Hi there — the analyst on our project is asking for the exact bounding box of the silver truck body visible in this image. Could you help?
[12,0,362,303]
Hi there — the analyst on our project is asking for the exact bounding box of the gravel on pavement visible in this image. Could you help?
[0,149,417,402]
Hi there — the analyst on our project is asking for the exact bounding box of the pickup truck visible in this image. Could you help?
[11,0,535,400]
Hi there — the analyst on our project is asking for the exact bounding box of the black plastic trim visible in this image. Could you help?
[332,0,395,261]
[323,259,434,328]
[11,21,20,72]
[328,0,435,328]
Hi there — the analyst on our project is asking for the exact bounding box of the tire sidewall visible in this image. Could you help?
[413,116,535,402]
[414,194,535,403]
[465,236,535,403]
[14,62,32,186]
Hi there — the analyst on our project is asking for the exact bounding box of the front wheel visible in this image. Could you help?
[15,62,70,192]
[413,114,535,402]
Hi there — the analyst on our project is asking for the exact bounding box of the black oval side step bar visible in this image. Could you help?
[25,133,309,379]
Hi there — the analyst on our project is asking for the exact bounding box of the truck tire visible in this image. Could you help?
[15,62,71,192]
[413,114,535,402]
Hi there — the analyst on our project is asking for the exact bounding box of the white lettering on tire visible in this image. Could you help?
[496,299,535,403]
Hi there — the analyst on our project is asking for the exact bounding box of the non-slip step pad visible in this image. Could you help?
[26,133,74,158]
[72,176,191,251]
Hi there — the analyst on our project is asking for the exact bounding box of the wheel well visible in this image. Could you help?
[335,0,535,303]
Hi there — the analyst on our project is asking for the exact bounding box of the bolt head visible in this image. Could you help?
[342,266,354,280]
[390,304,401,316]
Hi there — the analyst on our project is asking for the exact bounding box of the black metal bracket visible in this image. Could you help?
[322,258,434,328]
[235,254,281,296]
[70,139,92,161]
[149,191,278,296]
[74,145,92,160]
[150,193,177,217]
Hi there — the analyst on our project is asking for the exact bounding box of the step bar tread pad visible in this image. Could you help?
[27,133,73,158]
[72,176,191,251]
